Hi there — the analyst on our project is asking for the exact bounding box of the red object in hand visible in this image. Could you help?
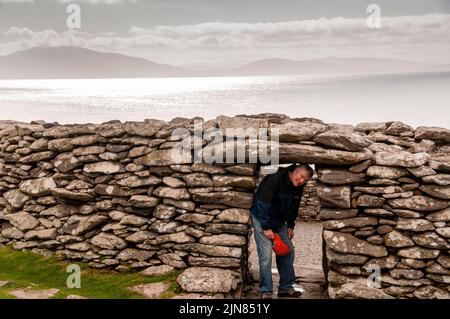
[272,233,292,256]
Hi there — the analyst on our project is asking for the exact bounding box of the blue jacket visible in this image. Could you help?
[251,164,305,231]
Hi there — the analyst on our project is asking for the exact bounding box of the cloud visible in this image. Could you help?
[1,13,450,66]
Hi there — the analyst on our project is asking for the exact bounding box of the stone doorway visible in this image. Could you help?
[242,164,327,299]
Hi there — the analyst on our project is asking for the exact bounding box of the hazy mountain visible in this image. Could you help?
[0,46,435,79]
[0,46,190,79]
[224,57,427,76]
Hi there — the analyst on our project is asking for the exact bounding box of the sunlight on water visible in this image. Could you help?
[0,72,449,128]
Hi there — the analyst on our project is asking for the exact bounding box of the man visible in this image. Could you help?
[250,163,314,299]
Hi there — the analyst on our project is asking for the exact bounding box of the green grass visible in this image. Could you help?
[0,246,182,299]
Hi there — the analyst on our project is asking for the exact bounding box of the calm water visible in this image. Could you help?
[0,71,449,128]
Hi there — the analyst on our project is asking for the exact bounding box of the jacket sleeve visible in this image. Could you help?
[287,185,304,229]
[253,174,278,230]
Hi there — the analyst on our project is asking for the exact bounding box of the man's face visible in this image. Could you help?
[289,169,310,187]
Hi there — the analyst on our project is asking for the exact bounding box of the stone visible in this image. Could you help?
[212,175,256,189]
[362,255,399,270]
[67,214,109,236]
[415,126,450,143]
[356,194,385,207]
[83,161,125,174]
[130,282,170,299]
[73,145,105,156]
[91,232,127,250]
[149,220,181,234]
[4,189,30,208]
[390,269,424,280]
[316,184,351,208]
[162,176,185,188]
[176,213,214,224]
[374,151,430,168]
[325,248,369,265]
[199,234,246,247]
[53,153,80,173]
[125,231,155,243]
[134,149,192,166]
[355,122,389,133]
[119,215,149,227]
[183,173,214,187]
[322,217,378,230]
[192,192,253,209]
[116,175,162,188]
[191,163,226,174]
[435,227,450,238]
[48,138,73,152]
[422,174,450,186]
[155,232,195,244]
[50,188,94,202]
[380,275,432,287]
[407,166,436,178]
[384,230,414,248]
[363,208,393,217]
[116,248,156,261]
[328,283,394,299]
[224,164,255,176]
[413,286,450,299]
[128,195,160,208]
[20,151,55,163]
[270,120,328,142]
[397,247,440,259]
[385,121,413,136]
[94,184,132,196]
[366,166,409,179]
[279,143,372,165]
[412,232,449,249]
[153,204,177,220]
[9,288,60,299]
[41,204,79,218]
[159,253,187,268]
[24,228,58,240]
[141,265,175,277]
[6,211,39,231]
[215,208,250,224]
[390,209,424,219]
[388,195,448,212]
[187,256,240,268]
[323,230,388,257]
[153,187,191,200]
[313,130,371,151]
[19,177,57,196]
[419,184,450,200]
[396,218,435,232]
[177,267,240,293]
[318,208,358,220]
[349,160,373,173]
[317,168,366,185]
[176,243,242,258]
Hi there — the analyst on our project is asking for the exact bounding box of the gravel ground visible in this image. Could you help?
[248,220,323,280]
[245,220,325,298]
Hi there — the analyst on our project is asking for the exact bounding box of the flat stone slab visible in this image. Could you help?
[9,288,60,299]
[0,281,11,288]
[66,295,88,299]
[129,282,170,299]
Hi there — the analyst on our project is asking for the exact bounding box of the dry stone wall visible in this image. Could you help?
[0,114,449,299]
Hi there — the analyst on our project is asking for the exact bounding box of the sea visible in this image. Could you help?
[0,71,449,128]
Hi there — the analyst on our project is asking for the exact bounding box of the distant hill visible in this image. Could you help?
[224,57,427,76]
[0,46,436,79]
[0,46,190,79]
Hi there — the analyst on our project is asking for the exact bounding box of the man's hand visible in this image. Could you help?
[263,229,274,240]
[288,228,294,239]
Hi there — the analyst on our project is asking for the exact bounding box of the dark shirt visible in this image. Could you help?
[250,164,305,231]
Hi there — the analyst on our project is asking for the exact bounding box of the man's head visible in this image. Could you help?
[288,164,314,187]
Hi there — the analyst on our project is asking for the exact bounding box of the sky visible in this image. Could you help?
[1,0,450,68]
